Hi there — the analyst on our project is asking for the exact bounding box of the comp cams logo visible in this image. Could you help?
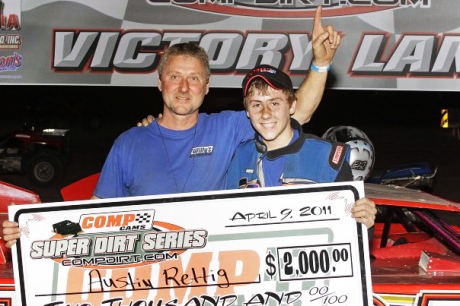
[147,0,431,18]
[29,209,209,268]
[79,209,155,234]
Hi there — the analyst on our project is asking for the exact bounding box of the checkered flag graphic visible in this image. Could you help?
[135,213,153,224]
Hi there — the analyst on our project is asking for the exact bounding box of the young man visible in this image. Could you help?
[227,65,376,228]
[3,6,341,245]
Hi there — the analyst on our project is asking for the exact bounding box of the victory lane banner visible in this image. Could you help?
[2,0,460,91]
[9,181,371,306]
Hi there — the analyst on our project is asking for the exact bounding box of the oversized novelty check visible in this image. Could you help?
[10,181,372,306]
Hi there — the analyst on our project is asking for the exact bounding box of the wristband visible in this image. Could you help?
[310,62,331,73]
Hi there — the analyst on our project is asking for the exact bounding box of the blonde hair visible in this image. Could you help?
[158,43,211,81]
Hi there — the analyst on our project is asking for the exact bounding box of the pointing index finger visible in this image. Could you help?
[313,5,323,33]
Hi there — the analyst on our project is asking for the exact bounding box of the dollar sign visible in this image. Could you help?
[265,251,276,280]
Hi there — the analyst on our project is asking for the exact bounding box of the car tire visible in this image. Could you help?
[27,154,63,187]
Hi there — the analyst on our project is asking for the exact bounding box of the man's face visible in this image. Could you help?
[246,86,296,151]
[158,54,209,117]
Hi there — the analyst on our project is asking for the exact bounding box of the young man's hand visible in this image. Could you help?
[311,5,341,67]
[351,197,377,229]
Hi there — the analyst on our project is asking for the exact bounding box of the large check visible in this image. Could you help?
[9,181,372,306]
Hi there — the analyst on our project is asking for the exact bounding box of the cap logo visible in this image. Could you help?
[248,67,277,77]
[243,64,291,97]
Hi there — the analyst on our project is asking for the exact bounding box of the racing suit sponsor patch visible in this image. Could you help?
[332,145,344,165]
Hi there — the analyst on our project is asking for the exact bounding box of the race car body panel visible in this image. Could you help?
[365,183,460,212]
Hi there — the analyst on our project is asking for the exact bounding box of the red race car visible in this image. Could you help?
[366,183,460,306]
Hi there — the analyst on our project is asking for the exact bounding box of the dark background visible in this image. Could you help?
[1,86,459,204]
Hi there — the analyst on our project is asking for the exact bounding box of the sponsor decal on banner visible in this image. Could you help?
[0,0,21,77]
[0,35,21,50]
[146,0,431,18]
[0,52,21,72]
[0,0,21,31]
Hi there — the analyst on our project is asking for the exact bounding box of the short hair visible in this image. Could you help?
[158,42,211,81]
[243,78,296,108]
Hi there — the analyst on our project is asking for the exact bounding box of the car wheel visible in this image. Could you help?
[27,154,63,187]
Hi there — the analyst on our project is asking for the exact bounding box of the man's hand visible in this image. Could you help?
[2,220,20,248]
[136,114,158,127]
[311,5,341,67]
[352,197,377,229]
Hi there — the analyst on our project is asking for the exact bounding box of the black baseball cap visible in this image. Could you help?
[242,64,293,97]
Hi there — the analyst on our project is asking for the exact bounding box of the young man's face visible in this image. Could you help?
[158,54,210,117]
[246,86,296,151]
